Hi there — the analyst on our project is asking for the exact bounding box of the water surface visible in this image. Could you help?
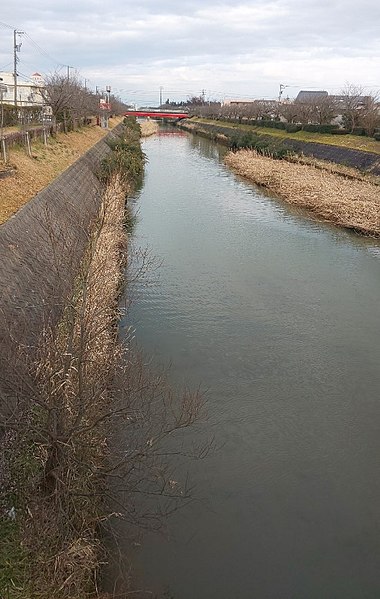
[121,129,380,599]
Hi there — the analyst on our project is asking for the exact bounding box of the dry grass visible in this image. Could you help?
[21,172,128,598]
[287,154,380,186]
[140,120,159,137]
[225,149,380,236]
[0,118,123,225]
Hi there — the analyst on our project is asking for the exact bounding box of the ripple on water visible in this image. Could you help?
[122,130,380,599]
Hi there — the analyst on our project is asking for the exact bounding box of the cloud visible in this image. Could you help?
[1,0,379,104]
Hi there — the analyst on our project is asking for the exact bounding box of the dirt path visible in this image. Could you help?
[0,117,123,225]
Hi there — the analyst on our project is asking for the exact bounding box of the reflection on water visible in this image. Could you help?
[120,129,380,599]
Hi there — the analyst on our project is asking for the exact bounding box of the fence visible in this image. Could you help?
[0,117,98,160]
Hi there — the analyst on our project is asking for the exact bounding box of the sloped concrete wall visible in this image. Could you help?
[0,124,123,403]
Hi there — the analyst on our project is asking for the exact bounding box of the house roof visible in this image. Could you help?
[295,90,328,102]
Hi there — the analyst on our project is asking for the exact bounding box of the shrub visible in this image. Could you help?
[286,124,302,133]
[373,133,380,141]
[303,124,339,134]
[330,129,350,135]
[258,120,286,130]
[352,127,366,136]
[99,120,145,184]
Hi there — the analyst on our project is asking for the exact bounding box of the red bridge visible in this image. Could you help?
[124,110,189,120]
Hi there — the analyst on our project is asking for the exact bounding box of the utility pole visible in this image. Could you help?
[106,85,111,127]
[13,29,24,108]
[67,65,73,80]
[159,86,163,107]
[278,83,288,103]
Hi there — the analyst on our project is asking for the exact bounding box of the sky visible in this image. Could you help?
[0,0,379,106]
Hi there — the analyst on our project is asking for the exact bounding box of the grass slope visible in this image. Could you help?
[193,118,380,155]
[0,118,123,225]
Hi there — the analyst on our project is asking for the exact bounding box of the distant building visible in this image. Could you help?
[330,94,372,108]
[0,71,46,108]
[222,98,256,106]
[295,90,328,102]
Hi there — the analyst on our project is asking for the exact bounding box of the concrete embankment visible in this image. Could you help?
[0,124,124,362]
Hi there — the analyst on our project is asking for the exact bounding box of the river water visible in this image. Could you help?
[121,128,380,599]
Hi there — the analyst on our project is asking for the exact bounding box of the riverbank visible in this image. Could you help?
[0,117,123,225]
[225,149,380,237]
[140,120,159,137]
[178,119,380,237]
[179,119,380,176]
[0,119,145,598]
[190,117,380,155]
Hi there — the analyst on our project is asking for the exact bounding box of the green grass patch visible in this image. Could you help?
[0,518,30,599]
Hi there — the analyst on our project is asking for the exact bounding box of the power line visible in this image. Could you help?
[23,33,66,69]
[0,20,15,30]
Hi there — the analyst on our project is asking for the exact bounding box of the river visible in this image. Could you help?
[120,128,380,599]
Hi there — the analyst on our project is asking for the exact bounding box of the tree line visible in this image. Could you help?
[40,73,129,132]
[187,84,380,137]
[2,72,129,130]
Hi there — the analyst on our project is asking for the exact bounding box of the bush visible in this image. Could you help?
[352,127,366,136]
[373,133,380,141]
[1,104,43,127]
[286,124,302,133]
[258,120,286,130]
[303,124,339,134]
[227,129,291,159]
[330,129,350,135]
[99,119,145,184]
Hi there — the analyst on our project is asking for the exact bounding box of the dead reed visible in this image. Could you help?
[225,150,380,237]
[21,173,128,598]
[140,120,159,137]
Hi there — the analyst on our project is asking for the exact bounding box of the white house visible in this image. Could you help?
[0,72,46,108]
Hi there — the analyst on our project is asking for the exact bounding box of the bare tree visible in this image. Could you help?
[41,72,85,131]
[294,102,314,127]
[278,101,299,124]
[41,72,128,132]
[359,92,380,136]
[308,95,337,125]
[340,83,366,132]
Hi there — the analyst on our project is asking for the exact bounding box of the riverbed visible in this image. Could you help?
[120,128,380,599]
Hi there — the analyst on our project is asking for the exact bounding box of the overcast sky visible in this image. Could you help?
[1,0,379,105]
